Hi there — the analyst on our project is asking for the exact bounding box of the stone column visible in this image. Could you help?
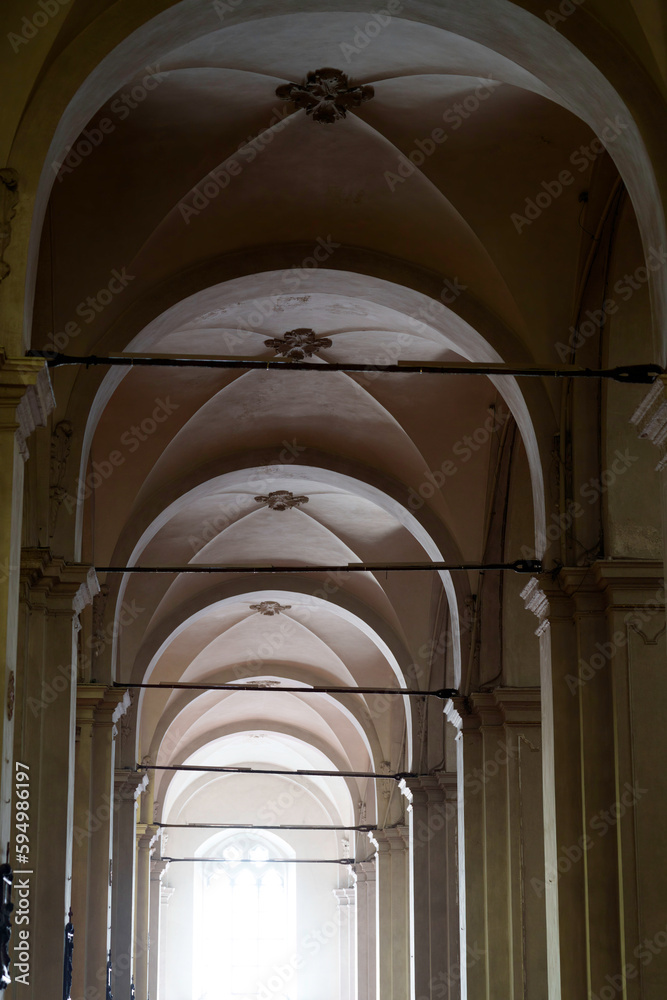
[71,685,105,1000]
[524,562,667,1000]
[0,356,53,851]
[111,771,147,999]
[521,577,583,1000]
[159,882,175,997]
[14,551,97,1000]
[374,826,409,1000]
[402,774,458,1000]
[134,822,159,1000]
[352,860,376,1000]
[445,688,547,1000]
[85,689,130,995]
[148,859,170,1000]
[333,887,355,1000]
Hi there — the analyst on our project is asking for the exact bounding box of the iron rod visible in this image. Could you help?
[28,352,662,384]
[116,681,458,699]
[162,856,359,865]
[95,559,541,574]
[136,764,420,780]
[157,822,377,831]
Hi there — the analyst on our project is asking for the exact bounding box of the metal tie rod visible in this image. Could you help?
[157,822,378,832]
[116,681,459,699]
[134,764,422,780]
[29,352,663,384]
[163,856,359,865]
[96,559,541,574]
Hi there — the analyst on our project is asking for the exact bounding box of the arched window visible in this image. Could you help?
[196,836,295,1000]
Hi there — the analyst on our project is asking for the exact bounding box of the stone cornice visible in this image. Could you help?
[469,688,541,726]
[150,858,170,881]
[115,770,149,801]
[0,353,55,460]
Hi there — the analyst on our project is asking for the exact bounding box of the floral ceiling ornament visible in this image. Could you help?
[254,490,309,511]
[249,601,292,615]
[264,328,332,361]
[276,68,374,124]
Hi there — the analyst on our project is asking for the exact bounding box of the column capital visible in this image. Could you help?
[631,375,667,469]
[333,887,356,905]
[0,353,54,460]
[20,549,99,624]
[136,823,161,852]
[443,695,481,734]
[351,859,376,883]
[400,774,449,806]
[160,884,175,906]
[76,683,108,726]
[115,769,149,802]
[374,825,408,851]
[150,858,170,882]
[469,688,541,727]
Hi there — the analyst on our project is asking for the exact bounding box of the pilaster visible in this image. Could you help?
[374,825,409,1000]
[0,356,53,851]
[352,859,376,1000]
[13,549,97,1000]
[523,564,667,1000]
[111,770,148,1000]
[445,688,546,1000]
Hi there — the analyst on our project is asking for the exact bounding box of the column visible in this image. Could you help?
[71,685,105,1000]
[402,775,459,1000]
[86,689,130,995]
[14,550,97,1000]
[111,771,147,999]
[352,860,376,1000]
[134,822,159,1000]
[445,688,547,1000]
[333,887,355,1000]
[148,859,170,1000]
[524,563,667,1000]
[0,356,53,850]
[374,826,409,1000]
[159,882,175,998]
[521,577,584,1000]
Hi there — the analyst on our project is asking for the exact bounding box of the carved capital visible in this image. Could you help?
[73,567,100,629]
[0,354,55,460]
[0,168,18,284]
